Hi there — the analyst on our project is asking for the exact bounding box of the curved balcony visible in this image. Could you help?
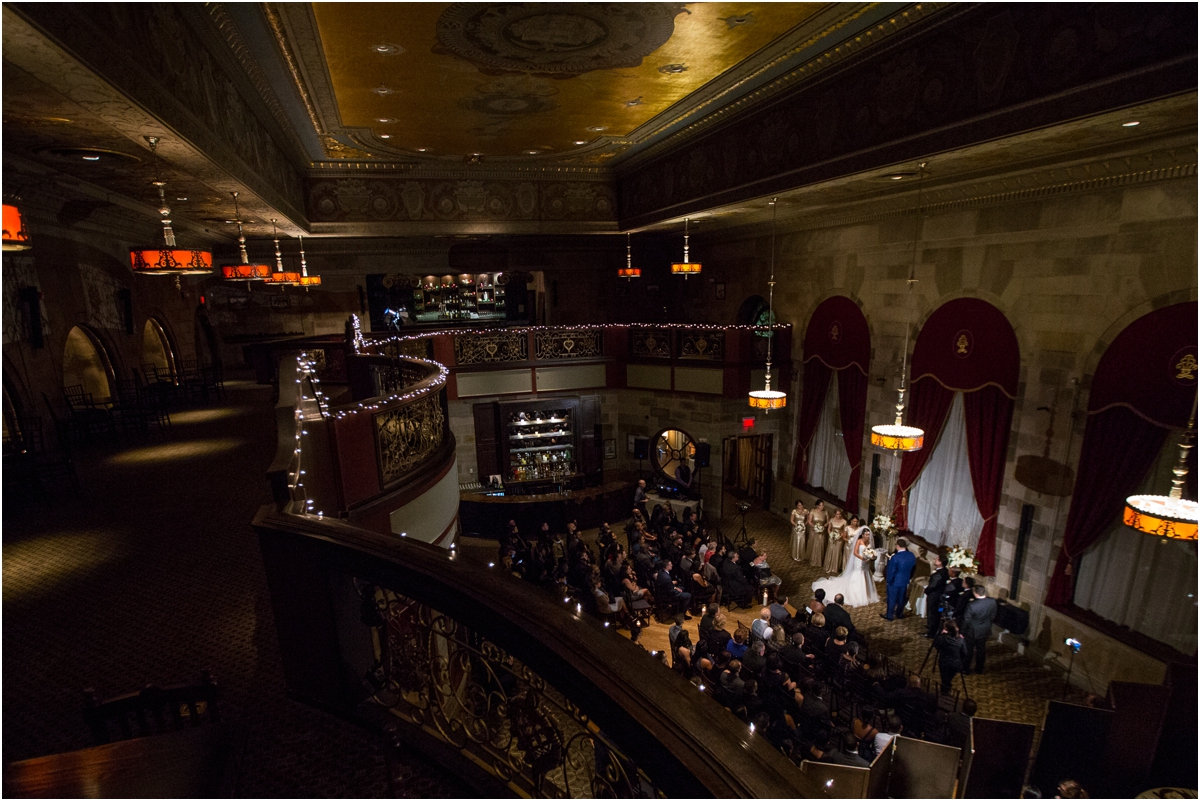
[252,504,823,798]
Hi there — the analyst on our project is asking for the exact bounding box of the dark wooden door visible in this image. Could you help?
[473,402,499,479]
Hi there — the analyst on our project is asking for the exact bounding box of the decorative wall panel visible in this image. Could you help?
[631,328,671,359]
[534,329,602,360]
[455,331,528,365]
[678,330,724,360]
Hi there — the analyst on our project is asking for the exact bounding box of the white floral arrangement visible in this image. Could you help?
[947,545,979,573]
[862,547,878,560]
[811,523,825,535]
[828,528,841,542]
[873,515,895,533]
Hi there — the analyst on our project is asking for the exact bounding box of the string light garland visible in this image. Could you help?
[220,191,271,282]
[748,197,786,412]
[618,231,641,279]
[1124,395,1198,541]
[671,218,701,276]
[129,137,213,280]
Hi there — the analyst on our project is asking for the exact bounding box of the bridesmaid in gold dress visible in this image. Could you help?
[807,500,828,568]
[790,500,808,562]
[823,508,849,574]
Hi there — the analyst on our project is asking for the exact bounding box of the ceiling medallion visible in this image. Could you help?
[435,3,685,76]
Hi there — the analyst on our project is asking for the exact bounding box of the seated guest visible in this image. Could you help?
[885,674,936,738]
[700,553,723,606]
[769,593,793,628]
[649,502,668,535]
[621,564,649,601]
[806,588,826,617]
[822,593,855,637]
[598,522,615,551]
[719,551,755,609]
[590,578,629,626]
[736,679,764,723]
[719,660,745,704]
[668,613,686,651]
[821,729,870,768]
[766,624,788,657]
[673,630,694,677]
[804,613,830,652]
[750,607,773,643]
[799,680,832,741]
[725,628,749,659]
[706,612,732,655]
[825,626,851,660]
[655,560,692,618]
[780,631,812,678]
[698,604,719,639]
[742,640,767,678]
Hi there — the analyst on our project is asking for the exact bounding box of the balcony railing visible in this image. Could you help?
[252,506,823,798]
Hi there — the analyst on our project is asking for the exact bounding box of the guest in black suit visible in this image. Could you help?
[655,560,692,618]
[924,556,949,638]
[960,585,998,674]
[822,594,855,638]
[719,551,755,609]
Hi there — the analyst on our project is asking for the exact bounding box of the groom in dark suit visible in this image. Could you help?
[961,585,998,674]
[882,538,916,621]
[924,556,950,639]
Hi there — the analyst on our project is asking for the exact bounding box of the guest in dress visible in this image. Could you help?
[790,500,808,562]
[807,500,828,568]
[823,509,848,574]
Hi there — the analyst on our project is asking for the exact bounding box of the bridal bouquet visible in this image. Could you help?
[947,545,979,573]
[862,547,878,560]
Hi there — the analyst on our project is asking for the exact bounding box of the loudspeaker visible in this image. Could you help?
[695,442,711,468]
[633,438,649,460]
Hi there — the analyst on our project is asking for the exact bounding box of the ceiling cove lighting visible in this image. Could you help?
[128,137,212,282]
[220,192,271,283]
[748,198,786,412]
[671,218,701,277]
[618,232,641,279]
[1125,397,1198,541]
[263,219,301,287]
[2,201,31,251]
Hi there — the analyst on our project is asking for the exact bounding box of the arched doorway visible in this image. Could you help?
[63,325,114,402]
[142,317,176,380]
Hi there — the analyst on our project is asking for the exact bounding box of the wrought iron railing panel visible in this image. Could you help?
[630,328,671,359]
[677,330,725,361]
[534,329,603,361]
[361,585,662,799]
[455,332,529,365]
[374,393,447,486]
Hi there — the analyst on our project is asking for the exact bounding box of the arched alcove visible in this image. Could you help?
[142,317,176,379]
[62,325,114,401]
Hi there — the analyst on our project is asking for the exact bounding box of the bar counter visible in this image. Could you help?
[459,473,637,537]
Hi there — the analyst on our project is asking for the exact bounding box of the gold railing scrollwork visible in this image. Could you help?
[534,329,603,360]
[678,330,725,360]
[630,328,671,359]
[374,393,446,486]
[455,331,529,365]
[360,585,662,799]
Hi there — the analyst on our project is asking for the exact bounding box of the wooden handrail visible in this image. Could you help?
[252,506,825,798]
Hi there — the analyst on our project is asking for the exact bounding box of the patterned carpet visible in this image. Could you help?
[2,375,471,798]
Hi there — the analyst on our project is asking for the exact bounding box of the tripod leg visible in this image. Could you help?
[918,639,936,675]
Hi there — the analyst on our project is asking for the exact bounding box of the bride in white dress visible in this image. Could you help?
[811,529,880,608]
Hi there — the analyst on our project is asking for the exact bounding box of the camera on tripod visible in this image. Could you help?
[1064,637,1081,653]
[736,501,752,513]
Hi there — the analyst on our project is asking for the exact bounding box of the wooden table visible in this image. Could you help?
[4,723,242,798]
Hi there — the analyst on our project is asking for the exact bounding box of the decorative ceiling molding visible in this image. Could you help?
[616,2,1199,228]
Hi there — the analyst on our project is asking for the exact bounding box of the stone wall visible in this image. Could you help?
[604,175,1199,639]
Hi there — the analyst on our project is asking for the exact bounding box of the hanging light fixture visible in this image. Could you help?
[221,192,271,282]
[263,219,301,287]
[1124,397,1198,541]
[129,137,213,278]
[297,235,321,287]
[871,163,927,454]
[671,217,701,276]
[618,232,641,279]
[2,200,31,251]
[749,198,786,412]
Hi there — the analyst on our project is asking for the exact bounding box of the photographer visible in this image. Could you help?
[932,621,968,694]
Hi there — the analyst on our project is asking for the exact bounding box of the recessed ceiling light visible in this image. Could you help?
[371,43,404,55]
[372,86,393,96]
[415,147,427,152]
[625,97,643,107]
[524,149,540,154]
[176,197,188,201]
[586,125,607,132]
[379,134,391,139]
[377,117,396,124]
[890,175,904,180]
[658,63,688,75]
[81,155,101,161]
[1122,120,1140,127]
[574,140,588,145]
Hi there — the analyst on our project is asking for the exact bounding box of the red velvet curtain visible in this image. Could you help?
[963,386,1015,575]
[893,376,956,529]
[792,360,831,487]
[1044,407,1168,605]
[838,367,869,513]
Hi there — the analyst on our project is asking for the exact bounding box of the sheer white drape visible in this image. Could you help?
[1075,437,1198,655]
[907,392,985,550]
[808,377,852,501]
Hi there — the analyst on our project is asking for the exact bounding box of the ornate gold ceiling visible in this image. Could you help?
[308,2,824,159]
